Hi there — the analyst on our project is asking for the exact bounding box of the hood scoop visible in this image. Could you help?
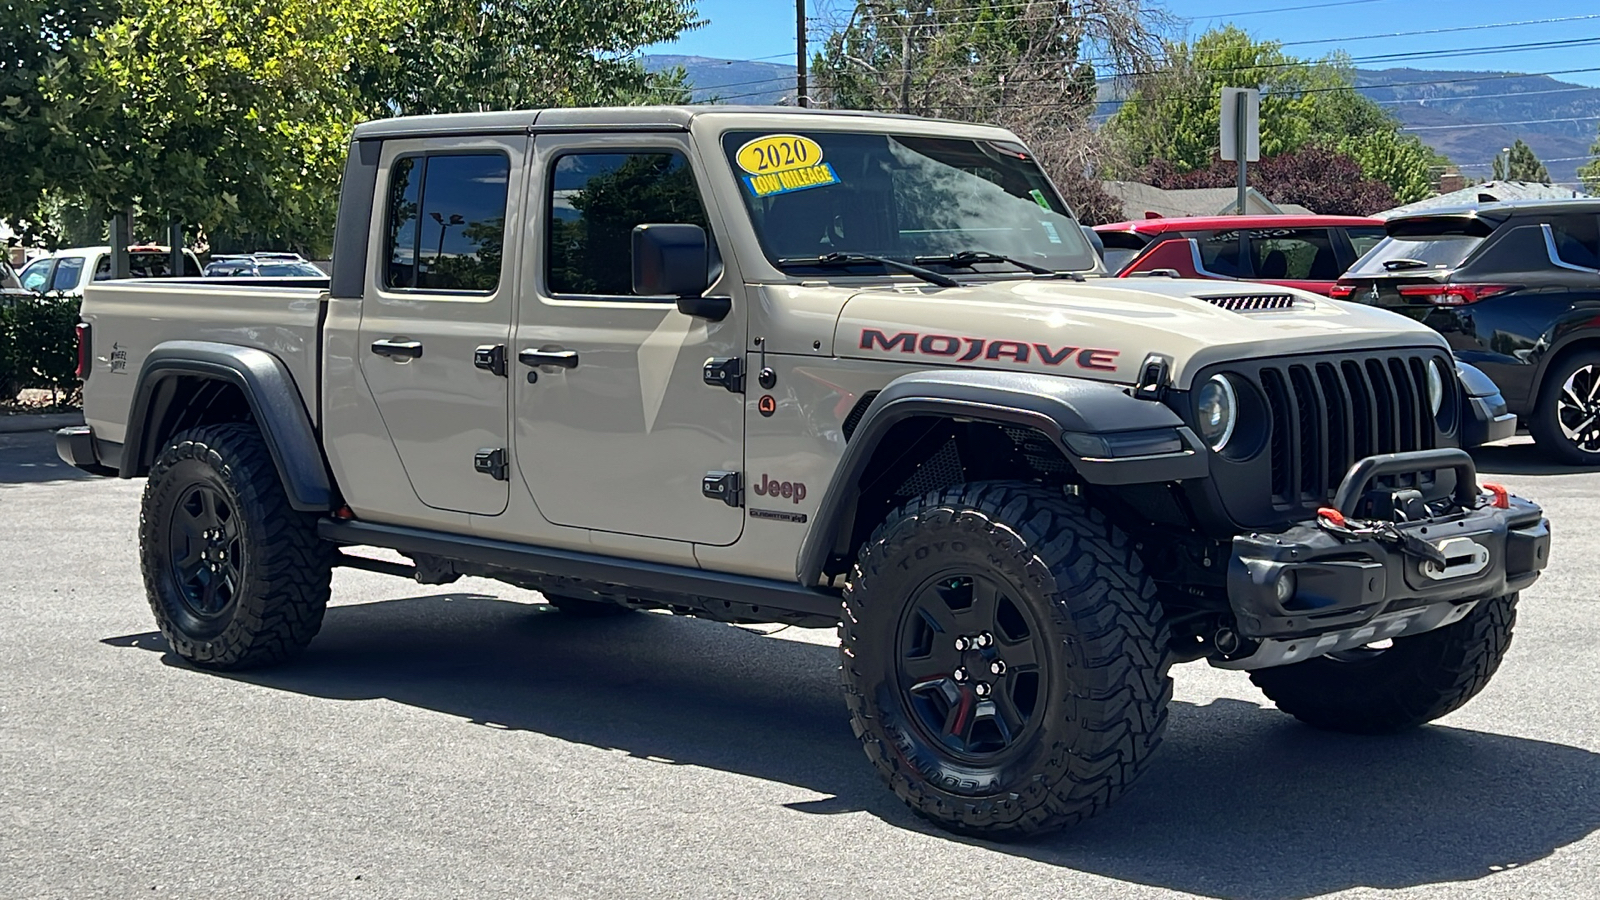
[1194,292,1303,312]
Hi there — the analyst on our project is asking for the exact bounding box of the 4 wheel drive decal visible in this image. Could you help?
[859,329,1120,371]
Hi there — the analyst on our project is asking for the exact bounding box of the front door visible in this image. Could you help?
[357,135,524,516]
[512,134,745,545]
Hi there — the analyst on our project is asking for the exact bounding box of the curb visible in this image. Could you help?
[0,412,85,434]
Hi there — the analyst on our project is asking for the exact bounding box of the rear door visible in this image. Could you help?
[356,135,524,516]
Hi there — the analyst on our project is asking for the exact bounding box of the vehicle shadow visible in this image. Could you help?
[105,593,1600,900]
[1471,440,1595,477]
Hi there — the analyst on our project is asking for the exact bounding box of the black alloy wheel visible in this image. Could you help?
[897,574,1046,761]
[167,483,244,621]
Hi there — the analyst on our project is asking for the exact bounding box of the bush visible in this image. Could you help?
[0,295,81,402]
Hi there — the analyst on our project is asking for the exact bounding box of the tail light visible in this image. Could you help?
[75,322,91,380]
[1395,284,1516,306]
[1329,282,1356,299]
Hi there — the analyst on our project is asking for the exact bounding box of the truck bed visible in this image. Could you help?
[79,279,328,445]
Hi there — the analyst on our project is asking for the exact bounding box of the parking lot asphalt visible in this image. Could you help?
[3,428,1599,900]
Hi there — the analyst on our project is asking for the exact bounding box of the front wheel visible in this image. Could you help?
[1249,594,1516,734]
[1529,351,1600,466]
[140,423,333,670]
[840,482,1172,839]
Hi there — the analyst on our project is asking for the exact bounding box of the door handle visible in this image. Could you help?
[518,348,579,369]
[371,338,423,360]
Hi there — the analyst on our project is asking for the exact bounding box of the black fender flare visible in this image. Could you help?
[123,341,333,511]
[797,369,1208,584]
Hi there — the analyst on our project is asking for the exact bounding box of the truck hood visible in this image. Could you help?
[832,277,1450,388]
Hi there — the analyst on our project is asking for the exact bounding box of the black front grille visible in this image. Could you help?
[1255,353,1441,508]
[1190,349,1457,529]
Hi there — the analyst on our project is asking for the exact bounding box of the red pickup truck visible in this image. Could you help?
[1095,215,1386,297]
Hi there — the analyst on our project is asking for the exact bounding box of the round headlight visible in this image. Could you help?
[1195,374,1238,451]
[1427,359,1445,416]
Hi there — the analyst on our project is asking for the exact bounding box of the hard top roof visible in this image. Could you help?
[1096,214,1382,233]
[1387,197,1600,224]
[351,105,1016,141]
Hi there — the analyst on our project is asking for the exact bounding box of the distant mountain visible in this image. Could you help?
[1355,69,1600,187]
[645,54,797,106]
[656,55,1600,186]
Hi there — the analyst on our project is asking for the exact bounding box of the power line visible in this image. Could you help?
[1269,14,1600,50]
[1376,85,1600,105]
[1403,115,1600,131]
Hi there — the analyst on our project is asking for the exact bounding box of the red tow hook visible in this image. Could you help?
[1316,507,1348,527]
[1482,483,1510,510]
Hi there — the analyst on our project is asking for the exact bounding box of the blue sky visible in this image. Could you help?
[650,0,1600,88]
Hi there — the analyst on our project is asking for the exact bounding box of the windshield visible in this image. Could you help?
[721,130,1097,275]
[1348,234,1483,277]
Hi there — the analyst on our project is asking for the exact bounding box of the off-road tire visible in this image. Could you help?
[140,423,333,670]
[1250,594,1516,734]
[840,482,1172,839]
[1528,350,1600,466]
[544,594,634,617]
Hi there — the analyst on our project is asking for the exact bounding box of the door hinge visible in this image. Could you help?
[474,448,509,481]
[702,357,744,393]
[474,344,508,377]
[702,470,742,507]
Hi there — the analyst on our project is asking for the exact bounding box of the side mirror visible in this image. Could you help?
[632,223,729,321]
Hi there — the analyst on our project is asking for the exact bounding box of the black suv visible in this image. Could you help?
[1334,200,1600,465]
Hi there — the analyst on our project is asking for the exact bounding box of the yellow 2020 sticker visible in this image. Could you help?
[736,134,823,175]
[736,134,839,198]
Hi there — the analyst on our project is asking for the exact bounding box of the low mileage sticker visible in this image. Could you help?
[735,133,840,198]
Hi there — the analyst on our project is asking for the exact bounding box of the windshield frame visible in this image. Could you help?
[706,122,1099,283]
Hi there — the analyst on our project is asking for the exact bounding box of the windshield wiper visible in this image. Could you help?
[915,250,1083,280]
[776,252,960,288]
[1381,258,1430,271]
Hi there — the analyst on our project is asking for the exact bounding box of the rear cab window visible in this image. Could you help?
[49,257,85,292]
[384,152,511,293]
[1247,228,1340,280]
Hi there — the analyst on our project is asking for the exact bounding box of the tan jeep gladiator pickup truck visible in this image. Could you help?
[58,106,1550,838]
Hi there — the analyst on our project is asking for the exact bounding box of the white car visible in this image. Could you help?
[16,245,201,297]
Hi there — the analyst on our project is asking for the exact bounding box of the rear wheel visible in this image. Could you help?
[1250,594,1516,733]
[1529,351,1600,466]
[840,482,1172,839]
[140,423,333,670]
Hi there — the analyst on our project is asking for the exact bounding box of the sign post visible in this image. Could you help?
[1220,87,1260,217]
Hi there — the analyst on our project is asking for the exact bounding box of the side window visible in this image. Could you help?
[1549,216,1600,270]
[547,151,710,297]
[383,153,510,292]
[1195,231,1245,276]
[49,257,84,291]
[1249,228,1340,280]
[19,259,51,292]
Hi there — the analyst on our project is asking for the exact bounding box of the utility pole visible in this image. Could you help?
[796,0,808,107]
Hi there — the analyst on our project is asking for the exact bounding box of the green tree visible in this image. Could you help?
[1579,129,1600,193]
[0,2,119,239]
[1105,26,1443,205]
[366,0,701,115]
[1492,139,1551,183]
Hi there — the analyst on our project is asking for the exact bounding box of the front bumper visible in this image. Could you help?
[1219,448,1549,670]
